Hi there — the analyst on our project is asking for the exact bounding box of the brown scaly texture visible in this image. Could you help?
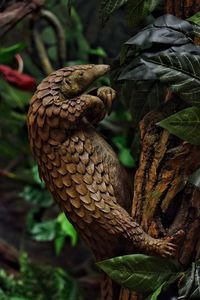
[27,64,181,300]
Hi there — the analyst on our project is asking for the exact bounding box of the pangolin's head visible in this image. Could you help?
[61,64,110,98]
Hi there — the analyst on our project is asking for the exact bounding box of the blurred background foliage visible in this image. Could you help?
[1,0,200,299]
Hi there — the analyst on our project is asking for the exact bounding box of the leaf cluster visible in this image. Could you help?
[0,254,83,300]
[100,0,161,26]
[111,14,200,145]
[98,254,200,300]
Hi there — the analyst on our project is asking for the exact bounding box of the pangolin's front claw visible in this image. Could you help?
[157,230,184,258]
[97,86,116,113]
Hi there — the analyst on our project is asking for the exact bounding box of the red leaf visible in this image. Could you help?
[0,65,36,91]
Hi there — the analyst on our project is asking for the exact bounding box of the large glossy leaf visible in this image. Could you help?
[142,53,200,105]
[100,0,128,24]
[125,0,163,27]
[125,14,194,50]
[157,107,200,145]
[188,11,200,26]
[97,254,182,295]
[178,260,200,299]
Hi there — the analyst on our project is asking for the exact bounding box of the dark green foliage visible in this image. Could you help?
[97,254,183,299]
[20,166,78,255]
[0,254,83,300]
[157,107,200,145]
[0,44,24,64]
[100,0,161,26]
[111,14,200,145]
[178,260,200,299]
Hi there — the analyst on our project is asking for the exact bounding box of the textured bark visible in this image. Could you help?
[0,0,45,37]
[164,0,200,19]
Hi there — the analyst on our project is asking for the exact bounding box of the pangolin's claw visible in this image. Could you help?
[97,86,116,113]
[158,230,184,258]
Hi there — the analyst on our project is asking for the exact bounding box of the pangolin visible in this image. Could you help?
[27,64,181,300]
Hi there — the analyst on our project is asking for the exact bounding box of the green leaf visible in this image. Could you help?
[142,53,200,106]
[119,148,135,167]
[189,168,200,188]
[178,261,200,300]
[57,213,78,247]
[188,11,200,26]
[100,0,128,24]
[148,282,166,300]
[157,107,200,145]
[125,0,160,26]
[0,44,24,63]
[30,220,57,241]
[97,254,182,295]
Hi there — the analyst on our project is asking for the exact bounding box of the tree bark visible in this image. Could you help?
[164,0,200,19]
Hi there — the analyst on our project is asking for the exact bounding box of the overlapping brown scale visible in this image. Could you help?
[48,138,59,146]
[68,113,76,122]
[83,201,96,212]
[74,205,85,217]
[66,162,76,174]
[38,105,45,117]
[70,197,81,209]
[60,109,68,119]
[48,75,56,83]
[66,185,77,198]
[86,161,95,175]
[98,181,107,193]
[63,200,71,212]
[71,152,79,164]
[52,105,61,116]
[41,152,48,163]
[82,210,92,223]
[71,173,82,184]
[38,125,49,141]
[42,95,53,107]
[76,183,88,196]
[75,140,84,154]
[94,170,102,184]
[61,103,69,110]
[88,181,98,193]
[103,173,110,185]
[95,198,105,209]
[57,187,68,201]
[47,151,56,161]
[46,106,53,117]
[54,175,64,189]
[37,81,49,91]
[34,134,42,149]
[68,140,75,154]
[47,116,59,128]
[37,89,50,99]
[84,139,93,153]
[32,100,42,113]
[80,151,89,165]
[37,114,45,128]
[51,167,59,178]
[83,173,93,185]
[90,190,101,202]
[79,193,91,204]
[28,112,36,126]
[77,162,86,174]
[54,76,63,83]
[68,105,76,114]
[62,174,72,187]
[61,152,71,164]
[45,160,53,170]
[57,160,68,175]
[30,94,37,103]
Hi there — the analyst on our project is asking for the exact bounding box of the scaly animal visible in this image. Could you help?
[27,64,181,300]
